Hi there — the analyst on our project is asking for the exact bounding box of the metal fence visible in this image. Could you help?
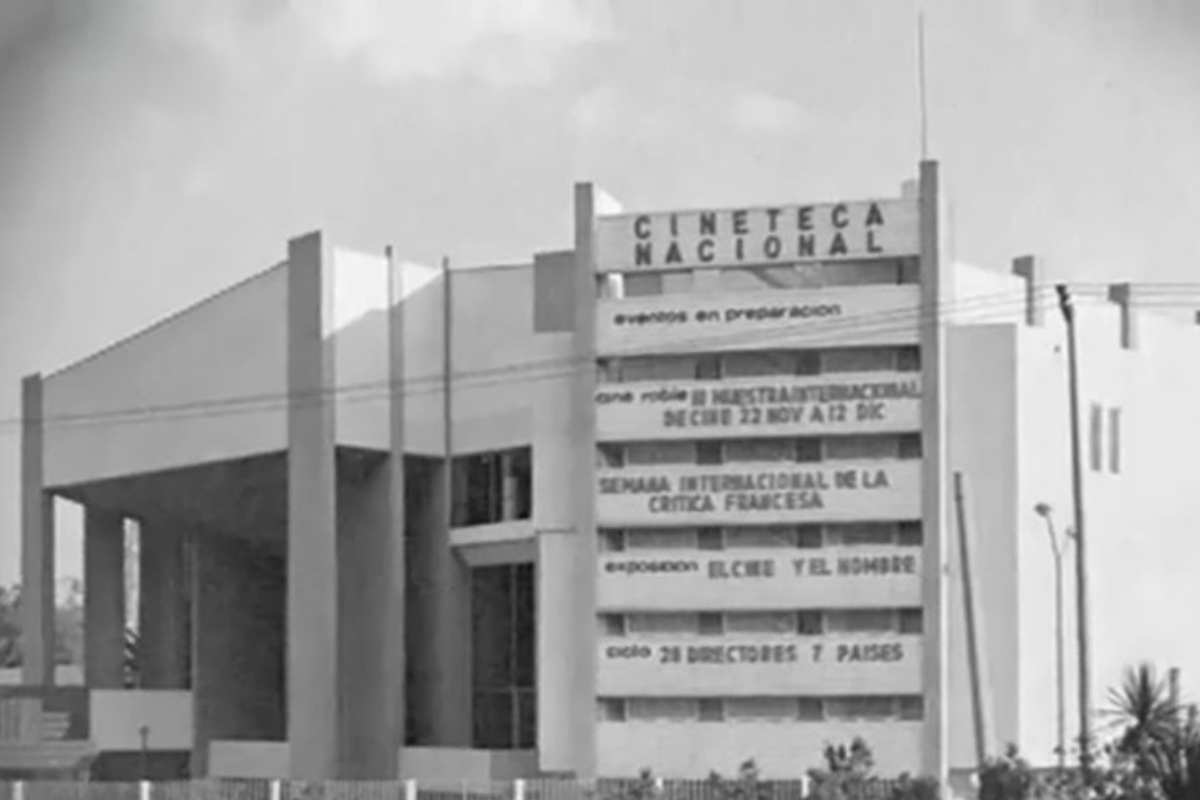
[0,778,917,800]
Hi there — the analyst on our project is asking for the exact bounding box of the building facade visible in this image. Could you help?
[11,160,1200,783]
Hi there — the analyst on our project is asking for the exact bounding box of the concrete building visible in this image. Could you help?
[10,160,1200,782]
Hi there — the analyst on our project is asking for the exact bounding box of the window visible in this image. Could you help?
[597,445,624,468]
[697,528,723,551]
[626,613,698,636]
[451,447,532,527]
[619,356,698,382]
[625,442,695,466]
[825,609,895,634]
[698,699,724,722]
[1090,403,1103,472]
[898,522,923,546]
[627,698,696,722]
[898,434,923,460]
[898,696,925,721]
[725,438,796,463]
[797,611,824,635]
[797,525,824,548]
[896,346,921,372]
[795,438,823,463]
[797,698,824,721]
[826,696,895,721]
[826,523,895,547]
[1109,407,1122,474]
[822,347,896,373]
[724,526,798,549]
[696,442,723,465]
[898,609,924,634]
[725,698,799,721]
[599,530,625,552]
[696,355,722,380]
[601,614,626,637]
[597,699,626,722]
[725,612,796,635]
[722,351,797,378]
[796,351,822,375]
[824,435,899,461]
[623,272,694,297]
[623,273,664,297]
[698,613,724,636]
[626,529,697,550]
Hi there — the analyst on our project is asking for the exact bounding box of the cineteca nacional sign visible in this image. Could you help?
[594,199,919,273]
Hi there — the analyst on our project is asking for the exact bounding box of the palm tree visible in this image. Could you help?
[1105,663,1180,762]
[1103,663,1200,800]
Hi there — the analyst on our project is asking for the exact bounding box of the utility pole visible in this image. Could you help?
[954,473,989,768]
[1055,284,1093,780]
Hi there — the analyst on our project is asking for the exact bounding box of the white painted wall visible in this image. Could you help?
[42,265,289,486]
[597,722,923,778]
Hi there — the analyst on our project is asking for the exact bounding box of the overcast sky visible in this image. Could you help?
[0,0,1198,584]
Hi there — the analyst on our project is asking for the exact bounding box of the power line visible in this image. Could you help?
[3,282,1198,436]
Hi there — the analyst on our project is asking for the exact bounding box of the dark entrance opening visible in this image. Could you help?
[470,563,536,749]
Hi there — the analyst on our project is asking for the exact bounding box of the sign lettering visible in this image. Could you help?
[601,641,908,665]
[595,200,919,273]
[597,379,922,440]
[597,468,893,515]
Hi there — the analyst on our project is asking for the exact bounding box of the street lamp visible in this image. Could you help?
[1034,502,1075,773]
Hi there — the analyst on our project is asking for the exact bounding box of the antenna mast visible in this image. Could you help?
[917,10,930,160]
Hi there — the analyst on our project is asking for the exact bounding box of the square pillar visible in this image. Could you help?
[20,374,55,686]
[286,231,339,780]
[139,524,189,689]
[84,506,126,688]
[918,160,951,785]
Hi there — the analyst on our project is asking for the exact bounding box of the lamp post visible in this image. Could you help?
[1034,503,1075,772]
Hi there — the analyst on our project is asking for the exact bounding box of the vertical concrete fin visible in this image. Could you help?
[20,373,54,687]
[1107,283,1136,350]
[569,183,601,778]
[286,230,339,779]
[1011,255,1045,327]
[918,160,950,787]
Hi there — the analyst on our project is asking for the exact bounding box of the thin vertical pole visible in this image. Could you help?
[953,472,988,768]
[442,257,454,523]
[917,11,930,160]
[1056,284,1093,780]
[1054,543,1066,771]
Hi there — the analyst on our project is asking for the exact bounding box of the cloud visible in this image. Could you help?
[572,82,809,142]
[85,0,607,89]
[290,0,611,86]
[730,89,805,135]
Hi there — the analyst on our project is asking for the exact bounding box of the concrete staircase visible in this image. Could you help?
[0,697,96,776]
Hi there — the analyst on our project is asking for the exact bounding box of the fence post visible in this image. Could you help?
[270,780,282,800]
[514,780,526,800]
[13,781,25,800]
[653,778,664,795]
[800,775,811,799]
[139,779,151,800]
[404,779,417,800]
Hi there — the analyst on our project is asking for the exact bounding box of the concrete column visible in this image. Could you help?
[139,524,189,689]
[191,534,285,777]
[337,458,403,778]
[84,506,126,688]
[918,160,951,785]
[568,183,601,777]
[20,374,55,686]
[286,231,339,779]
